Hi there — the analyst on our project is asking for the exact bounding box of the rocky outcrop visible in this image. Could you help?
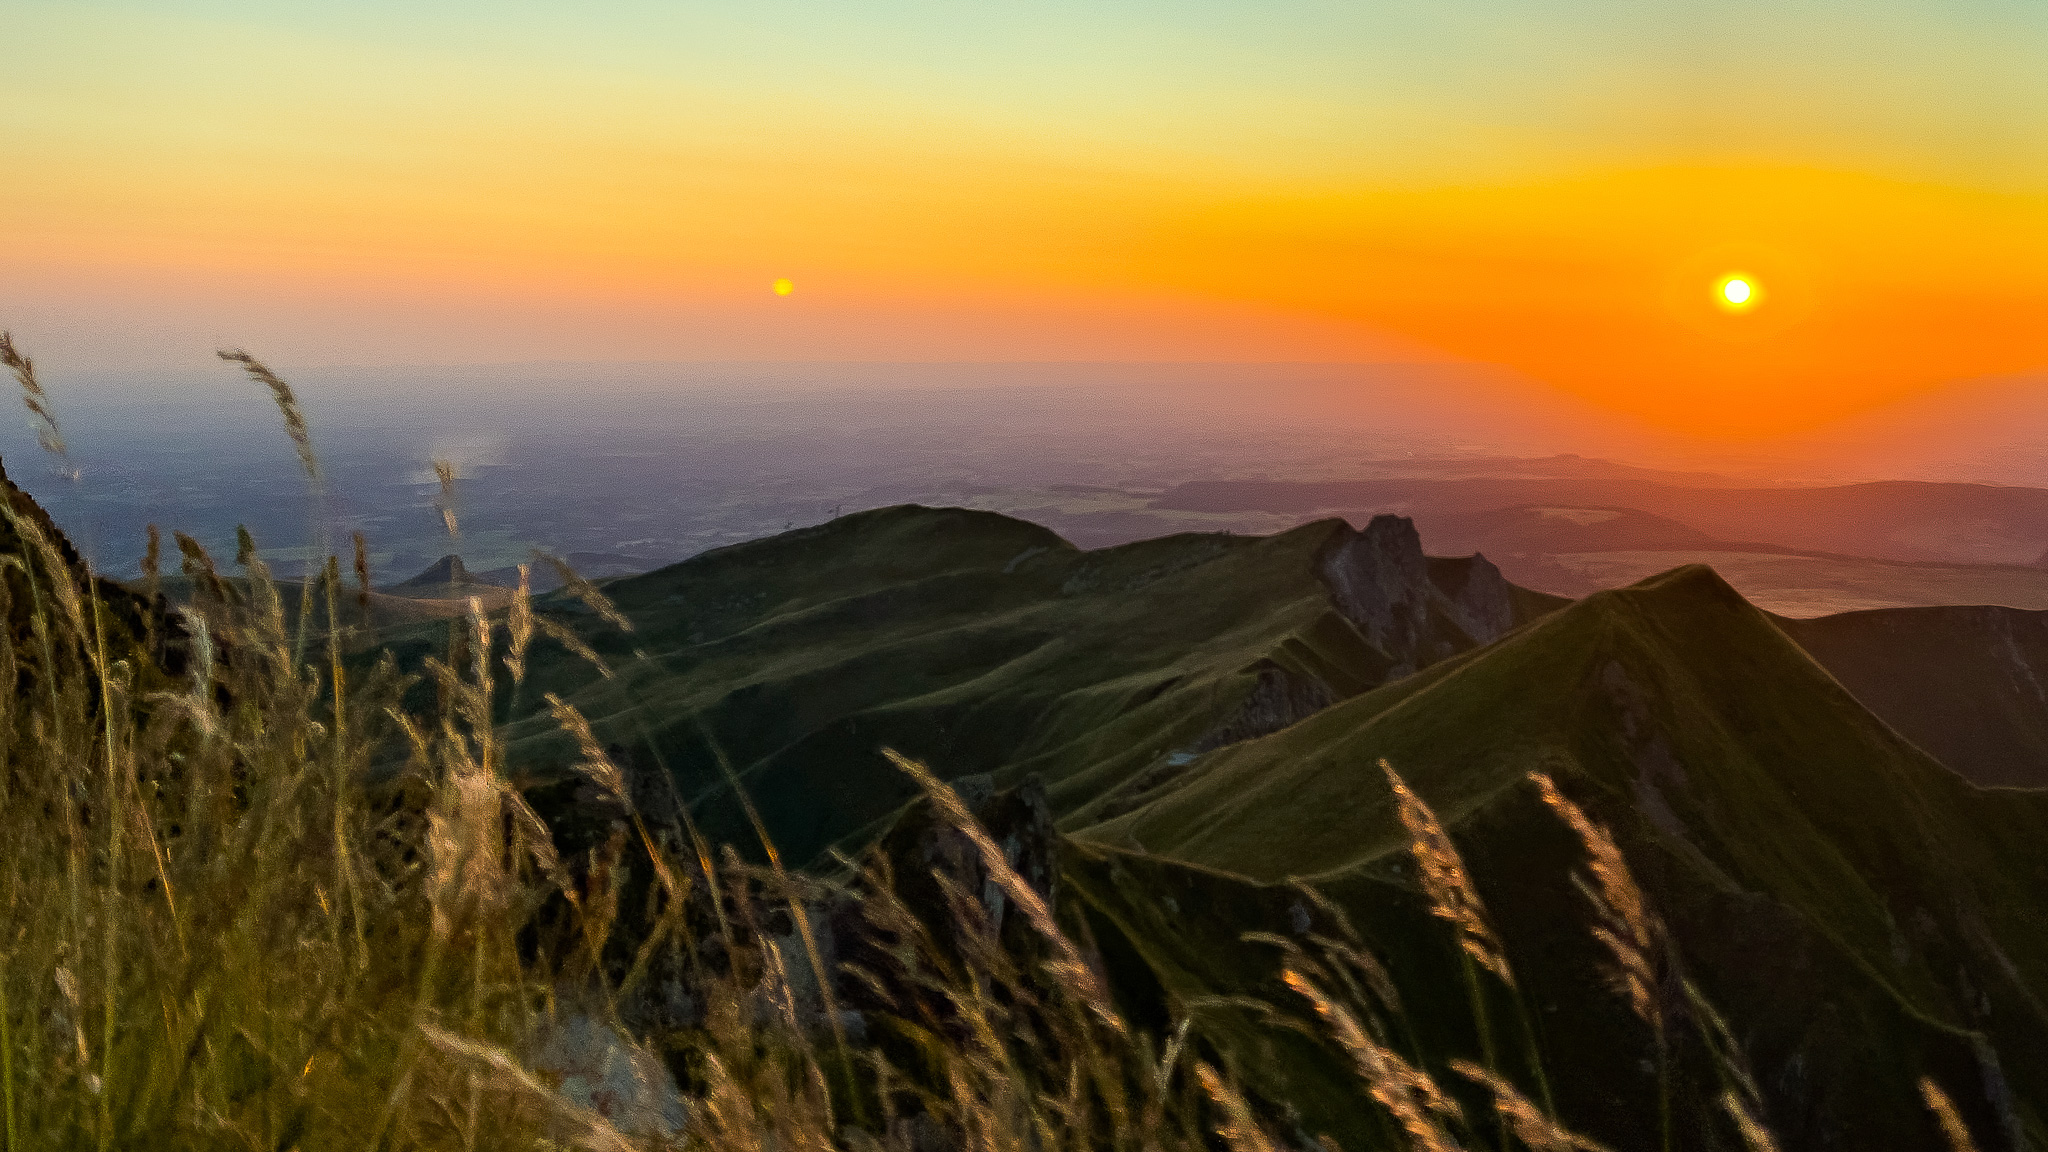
[906,774,1059,937]
[1140,513,1527,761]
[827,774,1067,1050]
[1319,515,1436,677]
[526,1009,687,1141]
[1190,660,1336,752]
[1428,553,1516,651]
[1318,514,1519,677]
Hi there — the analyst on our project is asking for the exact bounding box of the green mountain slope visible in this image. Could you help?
[1780,604,2048,787]
[474,504,2048,1146]
[1073,565,2048,1149]
[496,504,1555,867]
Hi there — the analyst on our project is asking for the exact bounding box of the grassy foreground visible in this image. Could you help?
[0,336,1993,1151]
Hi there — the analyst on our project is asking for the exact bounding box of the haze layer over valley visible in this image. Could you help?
[16,360,2048,618]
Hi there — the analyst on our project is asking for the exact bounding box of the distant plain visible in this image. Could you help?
[13,362,2048,618]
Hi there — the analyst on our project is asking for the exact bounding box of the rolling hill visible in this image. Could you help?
[490,505,1557,867]
[1779,604,2048,787]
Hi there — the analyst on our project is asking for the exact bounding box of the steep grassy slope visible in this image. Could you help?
[1074,565,2048,1149]
[488,505,1546,867]
[1781,604,2048,786]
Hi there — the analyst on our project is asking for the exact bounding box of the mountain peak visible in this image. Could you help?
[390,553,474,591]
[1608,561,1750,612]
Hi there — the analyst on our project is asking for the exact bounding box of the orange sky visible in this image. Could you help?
[4,2,2046,444]
[1163,168,2048,437]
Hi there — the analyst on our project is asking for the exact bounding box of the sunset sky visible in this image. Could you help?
[4,0,2047,441]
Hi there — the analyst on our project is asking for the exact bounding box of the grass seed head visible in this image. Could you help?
[536,615,612,678]
[1283,967,1462,1152]
[1380,759,1514,988]
[1719,1090,1782,1152]
[1451,1059,1608,1152]
[536,551,632,633]
[505,564,535,685]
[884,747,1125,1034]
[546,693,627,807]
[433,459,460,537]
[1194,1063,1281,1152]
[218,348,317,479]
[1918,1078,1983,1152]
[142,524,161,589]
[2,330,67,460]
[1530,771,1664,1032]
[352,530,372,615]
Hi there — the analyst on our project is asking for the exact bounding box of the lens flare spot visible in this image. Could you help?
[772,278,794,296]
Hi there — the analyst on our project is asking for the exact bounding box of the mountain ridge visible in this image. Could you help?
[1066,562,2048,1148]
[1157,476,2048,566]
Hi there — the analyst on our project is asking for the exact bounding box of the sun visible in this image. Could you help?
[1716,273,1760,312]
[772,278,794,296]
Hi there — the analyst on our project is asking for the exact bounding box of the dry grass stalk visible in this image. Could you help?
[172,530,230,607]
[537,615,613,678]
[537,551,633,633]
[883,747,1124,1034]
[218,349,317,479]
[424,732,512,927]
[1685,979,1764,1110]
[1282,967,1461,1152]
[505,564,535,685]
[1449,1059,1607,1152]
[1918,1078,1982,1152]
[141,525,160,593]
[1193,1063,1281,1152]
[1379,759,1513,988]
[1719,1090,1781,1152]
[417,1023,638,1152]
[1289,879,1404,1018]
[9,509,83,635]
[2,330,67,459]
[353,530,372,616]
[1528,772,1662,1032]
[433,460,461,537]
[545,693,684,905]
[545,693,627,804]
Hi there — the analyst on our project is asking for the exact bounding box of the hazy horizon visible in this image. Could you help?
[7,357,2048,600]
[15,356,2048,483]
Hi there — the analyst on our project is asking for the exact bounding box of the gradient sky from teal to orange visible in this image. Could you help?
[4,1,2047,438]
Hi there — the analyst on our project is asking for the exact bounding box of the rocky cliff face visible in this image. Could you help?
[1317,513,1518,676]
[1190,661,1337,753]
[1427,553,1516,652]
[1185,515,1523,756]
[1318,514,1435,677]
